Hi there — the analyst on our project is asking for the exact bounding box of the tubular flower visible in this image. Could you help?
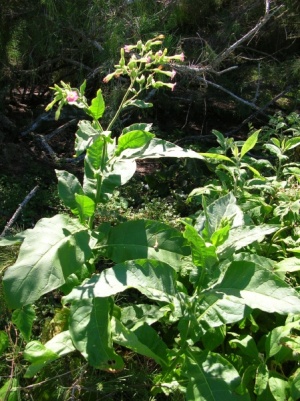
[66,90,79,103]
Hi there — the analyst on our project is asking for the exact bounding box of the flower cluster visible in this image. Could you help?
[103,35,184,93]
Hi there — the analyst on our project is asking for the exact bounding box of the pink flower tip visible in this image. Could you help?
[66,90,79,103]
[179,52,185,62]
[156,50,163,57]
[171,83,176,91]
[124,45,131,53]
[171,69,176,80]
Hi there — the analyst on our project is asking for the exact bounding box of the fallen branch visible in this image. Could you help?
[211,0,283,69]
[0,186,39,238]
[196,76,269,116]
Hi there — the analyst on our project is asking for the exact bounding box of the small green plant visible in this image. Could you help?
[1,39,300,401]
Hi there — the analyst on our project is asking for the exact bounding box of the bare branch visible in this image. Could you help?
[1,186,39,237]
[211,1,284,69]
[195,76,269,116]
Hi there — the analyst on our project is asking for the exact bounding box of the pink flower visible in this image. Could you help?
[171,69,176,80]
[179,52,185,62]
[156,50,163,57]
[124,45,131,53]
[171,83,176,91]
[66,90,79,103]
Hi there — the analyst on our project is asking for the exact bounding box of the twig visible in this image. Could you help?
[211,1,283,68]
[36,135,59,161]
[0,186,39,237]
[44,119,77,140]
[196,76,269,116]
[224,86,292,136]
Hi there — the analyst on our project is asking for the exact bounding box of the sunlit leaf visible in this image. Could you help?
[88,89,105,120]
[184,350,250,401]
[3,215,91,309]
[12,305,35,342]
[69,297,124,370]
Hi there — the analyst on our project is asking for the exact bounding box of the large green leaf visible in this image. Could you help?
[88,89,105,120]
[240,130,259,158]
[83,135,106,201]
[112,318,170,367]
[23,331,75,378]
[212,261,300,314]
[122,123,152,134]
[69,297,124,370]
[3,214,91,309]
[104,219,190,269]
[184,350,250,401]
[75,193,95,221]
[183,224,218,285]
[115,130,155,156]
[56,170,83,213]
[217,225,277,259]
[181,293,250,343]
[0,378,19,401]
[118,137,205,160]
[194,193,244,236]
[99,158,137,202]
[75,120,102,156]
[63,259,178,305]
[120,304,166,329]
[265,320,300,360]
[12,304,35,342]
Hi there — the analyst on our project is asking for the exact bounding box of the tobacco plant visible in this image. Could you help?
[1,38,300,400]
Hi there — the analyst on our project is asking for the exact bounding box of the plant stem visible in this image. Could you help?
[107,81,135,131]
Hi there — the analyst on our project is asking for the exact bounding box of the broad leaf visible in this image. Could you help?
[290,369,300,401]
[184,350,250,401]
[3,214,91,309]
[75,193,95,220]
[112,318,170,367]
[12,304,35,342]
[240,130,259,158]
[103,219,190,269]
[254,363,269,396]
[88,89,105,120]
[229,334,260,360]
[284,136,300,151]
[63,259,178,306]
[119,137,205,161]
[275,256,300,272]
[24,331,75,378]
[115,130,155,156]
[120,304,166,329]
[0,230,30,246]
[56,170,83,213]
[99,158,137,202]
[75,120,102,156]
[122,123,152,134]
[192,293,250,341]
[183,224,218,285]
[217,225,277,259]
[69,297,124,370]
[265,321,300,360]
[268,376,289,401]
[0,378,19,401]
[213,261,300,314]
[83,135,106,201]
[194,193,244,236]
